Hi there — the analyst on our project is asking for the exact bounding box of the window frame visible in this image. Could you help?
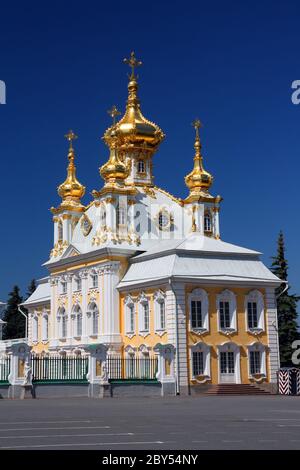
[204,211,212,233]
[124,295,136,336]
[154,290,166,333]
[247,342,266,379]
[245,290,265,333]
[217,290,237,333]
[188,288,209,334]
[190,342,211,382]
[138,293,150,336]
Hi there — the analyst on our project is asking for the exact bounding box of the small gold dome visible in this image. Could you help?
[100,130,129,183]
[185,120,213,195]
[103,52,165,152]
[58,131,85,202]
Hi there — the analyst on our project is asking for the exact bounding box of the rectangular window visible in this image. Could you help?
[159,302,165,330]
[143,304,149,331]
[247,302,258,329]
[75,278,82,291]
[126,305,135,333]
[250,351,261,375]
[61,282,67,295]
[91,274,98,288]
[192,351,204,376]
[92,311,98,335]
[219,301,230,329]
[61,316,67,338]
[191,300,202,329]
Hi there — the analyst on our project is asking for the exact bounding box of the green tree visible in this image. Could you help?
[271,231,299,366]
[2,285,24,340]
[26,279,36,298]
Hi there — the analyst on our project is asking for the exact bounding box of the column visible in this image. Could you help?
[100,262,122,346]
[166,282,189,394]
[80,270,88,339]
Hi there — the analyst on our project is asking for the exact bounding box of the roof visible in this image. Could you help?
[22,278,50,306]
[134,234,261,261]
[118,233,281,289]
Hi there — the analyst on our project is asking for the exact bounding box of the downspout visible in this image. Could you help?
[169,278,180,395]
[274,282,289,369]
[18,305,28,341]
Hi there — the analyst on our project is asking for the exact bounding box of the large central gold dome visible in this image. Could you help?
[103,52,165,152]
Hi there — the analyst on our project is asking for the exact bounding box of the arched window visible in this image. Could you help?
[42,314,49,342]
[217,290,237,332]
[188,288,209,332]
[137,160,145,173]
[154,290,166,332]
[247,342,267,378]
[245,290,265,332]
[204,212,212,233]
[58,219,63,241]
[72,305,82,337]
[116,204,126,227]
[87,302,99,336]
[138,293,150,333]
[32,315,38,342]
[190,342,211,380]
[57,307,67,339]
[124,295,135,335]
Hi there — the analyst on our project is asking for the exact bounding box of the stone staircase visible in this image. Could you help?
[202,384,271,395]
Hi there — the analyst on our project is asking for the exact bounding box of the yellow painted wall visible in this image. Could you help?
[186,285,270,385]
[120,289,168,355]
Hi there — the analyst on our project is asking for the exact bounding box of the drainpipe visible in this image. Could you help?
[169,279,180,395]
[274,282,288,369]
[276,282,288,299]
[18,305,28,341]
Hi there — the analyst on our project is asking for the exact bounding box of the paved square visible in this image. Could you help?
[0,396,299,450]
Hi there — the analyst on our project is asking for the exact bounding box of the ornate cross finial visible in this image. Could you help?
[123,51,142,79]
[64,130,78,149]
[192,119,202,139]
[107,105,121,125]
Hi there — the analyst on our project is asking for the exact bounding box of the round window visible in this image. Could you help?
[158,210,170,230]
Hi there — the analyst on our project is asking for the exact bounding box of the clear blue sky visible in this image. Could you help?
[0,0,299,301]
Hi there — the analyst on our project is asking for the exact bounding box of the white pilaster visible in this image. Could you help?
[166,283,188,392]
[100,262,122,345]
[265,286,280,382]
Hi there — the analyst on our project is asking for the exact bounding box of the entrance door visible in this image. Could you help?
[220,351,236,383]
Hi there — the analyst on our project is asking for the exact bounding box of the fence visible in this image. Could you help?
[0,356,11,384]
[31,356,88,383]
[107,357,158,381]
[26,356,158,384]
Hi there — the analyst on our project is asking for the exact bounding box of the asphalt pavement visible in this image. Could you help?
[0,395,299,450]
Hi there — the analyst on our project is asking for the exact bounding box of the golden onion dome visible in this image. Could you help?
[100,129,129,182]
[185,119,213,195]
[58,131,86,202]
[103,52,165,151]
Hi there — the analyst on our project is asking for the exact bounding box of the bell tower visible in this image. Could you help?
[184,120,222,238]
[102,52,165,188]
[50,130,85,258]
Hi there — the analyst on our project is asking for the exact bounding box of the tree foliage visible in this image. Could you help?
[271,231,299,366]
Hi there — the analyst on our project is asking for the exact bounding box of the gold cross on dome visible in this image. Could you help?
[64,130,78,148]
[107,105,121,125]
[123,51,142,78]
[192,119,202,139]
